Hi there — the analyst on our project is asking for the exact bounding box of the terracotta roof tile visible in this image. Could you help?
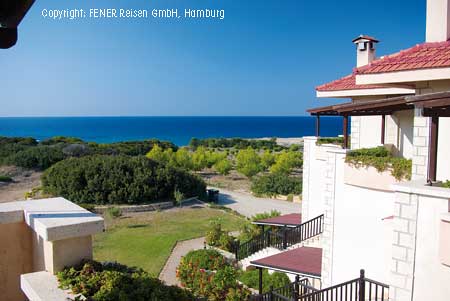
[355,41,450,74]
[316,74,387,92]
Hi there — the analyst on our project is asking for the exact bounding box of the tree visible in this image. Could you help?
[260,150,275,170]
[270,150,303,174]
[175,148,193,170]
[236,147,263,178]
[146,144,176,165]
[192,146,209,171]
[214,159,233,175]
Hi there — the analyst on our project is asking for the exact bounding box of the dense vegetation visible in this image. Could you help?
[57,259,193,301]
[239,269,290,292]
[0,136,176,170]
[345,146,412,180]
[177,249,251,300]
[0,175,13,182]
[251,173,302,197]
[42,155,206,204]
[316,137,344,146]
[190,137,285,151]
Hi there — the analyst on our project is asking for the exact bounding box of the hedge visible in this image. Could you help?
[57,259,193,301]
[42,155,206,204]
[251,173,302,197]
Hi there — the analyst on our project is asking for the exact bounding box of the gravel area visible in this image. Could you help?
[213,187,301,218]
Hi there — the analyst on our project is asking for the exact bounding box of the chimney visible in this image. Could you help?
[352,35,379,67]
[426,0,450,42]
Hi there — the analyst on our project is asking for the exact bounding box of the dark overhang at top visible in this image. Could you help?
[0,0,35,48]
[407,91,450,117]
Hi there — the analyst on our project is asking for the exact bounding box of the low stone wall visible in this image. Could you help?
[94,201,173,214]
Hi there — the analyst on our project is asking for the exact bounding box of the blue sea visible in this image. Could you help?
[0,116,345,146]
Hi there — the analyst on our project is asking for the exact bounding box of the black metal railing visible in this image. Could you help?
[250,278,318,301]
[234,214,324,261]
[297,270,389,301]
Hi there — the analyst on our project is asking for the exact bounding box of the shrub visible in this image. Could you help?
[238,211,281,242]
[442,181,450,188]
[57,259,193,301]
[174,189,185,206]
[236,148,263,178]
[206,219,225,247]
[177,250,250,300]
[189,137,284,151]
[251,173,302,197]
[42,155,206,205]
[214,159,233,175]
[316,137,344,146]
[105,207,122,219]
[346,146,412,180]
[4,146,65,170]
[239,269,290,292]
[0,175,12,182]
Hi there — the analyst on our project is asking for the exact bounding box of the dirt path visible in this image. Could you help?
[0,166,42,203]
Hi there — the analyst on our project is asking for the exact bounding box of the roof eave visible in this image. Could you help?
[316,87,415,98]
[356,67,450,85]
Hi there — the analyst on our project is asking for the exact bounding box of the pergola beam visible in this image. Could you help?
[343,115,349,149]
[428,115,439,182]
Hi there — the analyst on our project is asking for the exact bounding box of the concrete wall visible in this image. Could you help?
[437,117,450,181]
[0,222,33,301]
[302,137,330,222]
[331,157,394,284]
[413,194,450,301]
[390,182,450,301]
[351,110,414,160]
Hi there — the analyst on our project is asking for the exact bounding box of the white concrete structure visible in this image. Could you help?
[0,197,104,301]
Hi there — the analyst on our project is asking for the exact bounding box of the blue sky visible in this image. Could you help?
[2,0,425,117]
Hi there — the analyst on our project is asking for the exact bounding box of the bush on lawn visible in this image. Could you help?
[57,259,193,301]
[239,269,291,292]
[251,173,302,197]
[0,175,12,182]
[177,249,251,300]
[42,155,206,204]
[205,220,235,252]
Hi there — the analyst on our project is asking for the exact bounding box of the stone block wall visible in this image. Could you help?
[389,191,418,301]
[412,110,430,180]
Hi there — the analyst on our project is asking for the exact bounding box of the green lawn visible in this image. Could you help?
[93,207,244,277]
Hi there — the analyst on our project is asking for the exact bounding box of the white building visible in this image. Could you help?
[301,0,450,300]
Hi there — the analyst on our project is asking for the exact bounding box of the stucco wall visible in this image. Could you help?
[358,115,382,149]
[0,222,33,301]
[355,110,413,160]
[437,117,450,181]
[413,195,450,301]
[331,160,394,284]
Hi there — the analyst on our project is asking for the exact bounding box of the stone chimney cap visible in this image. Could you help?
[352,35,379,43]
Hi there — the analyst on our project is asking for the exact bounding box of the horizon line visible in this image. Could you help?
[0,115,340,118]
